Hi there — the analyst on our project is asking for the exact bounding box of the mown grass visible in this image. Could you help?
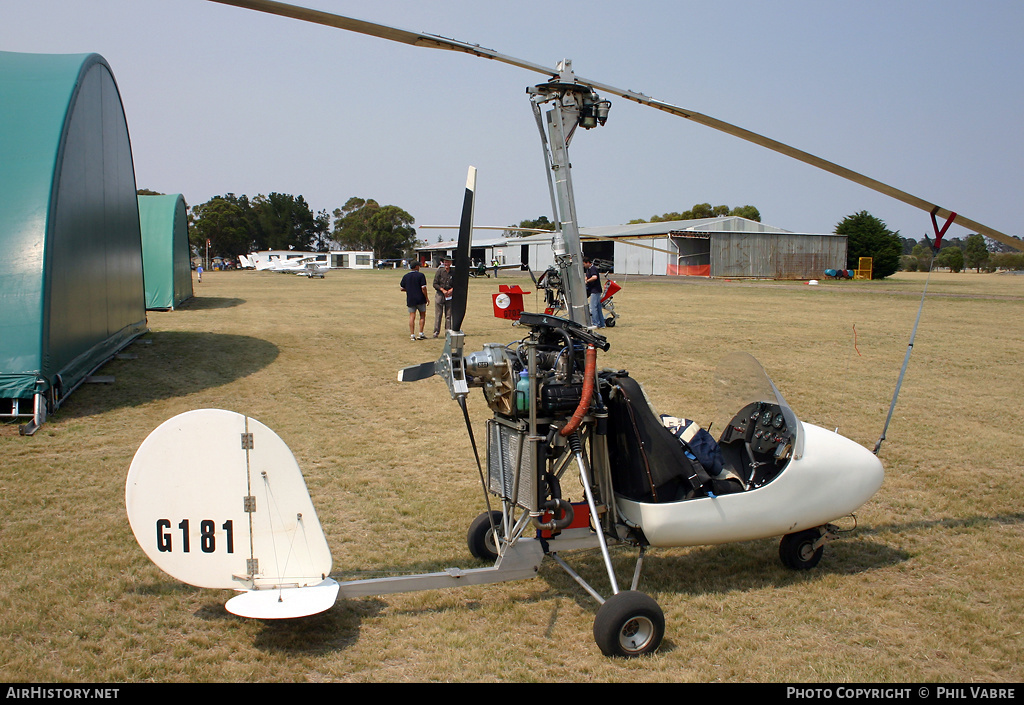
[1,267,1021,682]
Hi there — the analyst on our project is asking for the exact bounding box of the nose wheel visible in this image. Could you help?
[779,527,826,570]
[593,591,665,657]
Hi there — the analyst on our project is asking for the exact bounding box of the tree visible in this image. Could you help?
[190,194,255,260]
[963,233,989,272]
[632,202,760,223]
[899,254,919,272]
[332,197,417,259]
[505,216,555,238]
[910,243,933,270]
[251,193,329,252]
[935,245,964,272]
[836,210,901,279]
[189,192,329,258]
[987,235,1024,254]
[989,252,1024,270]
[729,205,761,221]
[332,197,377,250]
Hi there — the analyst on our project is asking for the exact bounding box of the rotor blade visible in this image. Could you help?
[209,0,1022,252]
[573,80,1023,250]
[419,225,552,234]
[451,167,476,332]
[422,225,676,256]
[207,0,556,76]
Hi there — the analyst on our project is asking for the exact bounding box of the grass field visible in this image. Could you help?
[2,267,1022,683]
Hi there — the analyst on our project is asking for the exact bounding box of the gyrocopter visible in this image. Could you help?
[126,0,1022,658]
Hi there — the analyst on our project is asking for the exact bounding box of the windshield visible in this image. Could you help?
[712,352,803,460]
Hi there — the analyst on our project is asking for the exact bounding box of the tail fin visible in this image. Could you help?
[125,409,337,617]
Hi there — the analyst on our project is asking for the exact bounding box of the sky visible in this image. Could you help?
[3,0,1022,245]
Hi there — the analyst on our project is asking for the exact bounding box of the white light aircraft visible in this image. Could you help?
[262,255,328,276]
[293,260,327,278]
[125,0,1021,659]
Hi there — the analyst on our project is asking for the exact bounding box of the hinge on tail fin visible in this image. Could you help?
[241,432,254,449]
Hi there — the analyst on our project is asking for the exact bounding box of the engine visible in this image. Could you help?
[464,312,608,422]
[461,312,609,522]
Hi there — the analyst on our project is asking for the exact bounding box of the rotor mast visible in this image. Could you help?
[529,61,612,326]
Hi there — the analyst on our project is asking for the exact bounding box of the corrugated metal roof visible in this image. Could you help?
[416,216,839,255]
[581,217,796,238]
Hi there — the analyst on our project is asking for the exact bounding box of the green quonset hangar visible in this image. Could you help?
[0,51,147,433]
[138,194,193,310]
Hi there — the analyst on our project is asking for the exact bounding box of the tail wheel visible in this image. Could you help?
[467,511,503,561]
[593,591,665,658]
[779,528,824,570]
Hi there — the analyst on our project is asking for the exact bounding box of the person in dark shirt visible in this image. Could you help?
[583,257,604,328]
[400,260,429,340]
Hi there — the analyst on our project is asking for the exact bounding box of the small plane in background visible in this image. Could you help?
[238,253,327,276]
[254,253,329,275]
[294,260,327,278]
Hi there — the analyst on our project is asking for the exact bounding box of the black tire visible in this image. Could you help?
[779,529,824,570]
[604,316,616,327]
[467,511,503,561]
[593,591,665,657]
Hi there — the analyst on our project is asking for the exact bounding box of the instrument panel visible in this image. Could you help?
[720,400,793,457]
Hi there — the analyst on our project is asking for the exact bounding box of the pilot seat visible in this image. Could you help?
[603,373,741,503]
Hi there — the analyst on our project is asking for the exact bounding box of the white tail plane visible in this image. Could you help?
[125,409,338,618]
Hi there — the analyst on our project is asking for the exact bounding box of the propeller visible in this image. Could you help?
[451,167,476,332]
[397,167,476,398]
[209,0,1020,251]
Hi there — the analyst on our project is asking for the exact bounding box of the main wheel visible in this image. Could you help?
[593,591,665,657]
[779,528,824,570]
[467,511,503,561]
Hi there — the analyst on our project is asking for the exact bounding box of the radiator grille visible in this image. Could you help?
[486,419,538,512]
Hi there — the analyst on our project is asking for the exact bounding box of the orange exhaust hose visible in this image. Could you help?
[559,344,596,437]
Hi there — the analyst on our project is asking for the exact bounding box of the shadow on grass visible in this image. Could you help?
[171,296,246,310]
[132,583,380,656]
[54,330,279,419]
[860,511,1024,539]
[161,512,1024,656]
[539,510,1024,613]
[228,599,387,655]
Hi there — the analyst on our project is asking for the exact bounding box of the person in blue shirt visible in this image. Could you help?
[400,260,429,340]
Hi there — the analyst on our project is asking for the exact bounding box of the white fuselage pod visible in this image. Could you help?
[615,422,884,548]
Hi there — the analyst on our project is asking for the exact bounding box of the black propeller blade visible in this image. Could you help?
[208,0,1020,252]
[451,167,476,333]
[397,361,435,383]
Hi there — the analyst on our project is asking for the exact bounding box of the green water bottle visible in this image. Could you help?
[515,369,530,413]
